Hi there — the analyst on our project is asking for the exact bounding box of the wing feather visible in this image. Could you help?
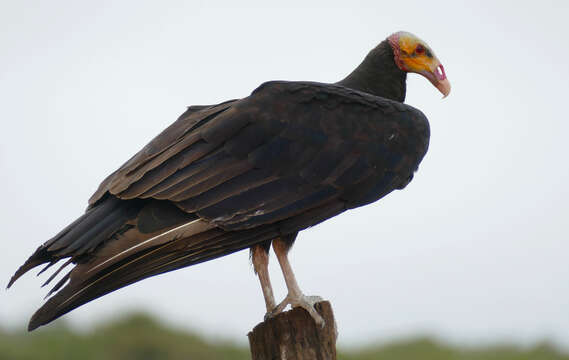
[117,141,220,199]
[88,100,238,205]
[151,160,253,200]
[97,81,429,231]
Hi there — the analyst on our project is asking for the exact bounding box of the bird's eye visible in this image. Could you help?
[415,44,425,54]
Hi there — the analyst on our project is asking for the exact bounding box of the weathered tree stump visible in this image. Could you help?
[248,301,337,360]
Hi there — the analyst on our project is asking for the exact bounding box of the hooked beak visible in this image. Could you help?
[420,62,451,98]
[436,78,451,98]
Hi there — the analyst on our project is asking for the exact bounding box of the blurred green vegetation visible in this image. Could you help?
[0,313,566,360]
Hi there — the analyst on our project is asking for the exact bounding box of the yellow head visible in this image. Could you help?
[388,31,451,98]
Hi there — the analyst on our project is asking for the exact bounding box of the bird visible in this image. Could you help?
[8,31,450,331]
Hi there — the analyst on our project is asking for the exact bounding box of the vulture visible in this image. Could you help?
[8,31,450,330]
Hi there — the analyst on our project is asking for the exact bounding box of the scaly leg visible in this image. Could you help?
[270,237,325,327]
[251,243,276,317]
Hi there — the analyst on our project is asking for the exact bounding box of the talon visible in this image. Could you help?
[270,293,326,326]
[292,294,325,327]
[271,295,290,315]
[306,295,323,303]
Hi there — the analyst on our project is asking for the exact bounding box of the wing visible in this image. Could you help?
[10,81,429,330]
[91,81,430,230]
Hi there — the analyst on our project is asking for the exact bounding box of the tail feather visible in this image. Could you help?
[8,194,280,331]
[41,259,72,288]
[46,197,126,252]
[27,225,279,331]
[7,197,143,289]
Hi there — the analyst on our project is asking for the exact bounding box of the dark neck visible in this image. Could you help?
[336,40,407,102]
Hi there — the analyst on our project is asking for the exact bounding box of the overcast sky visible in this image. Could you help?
[1,0,568,349]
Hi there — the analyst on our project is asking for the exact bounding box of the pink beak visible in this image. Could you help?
[435,64,451,98]
[421,63,451,98]
[436,78,451,98]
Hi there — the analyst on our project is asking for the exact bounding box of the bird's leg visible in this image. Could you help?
[251,243,276,318]
[270,237,325,327]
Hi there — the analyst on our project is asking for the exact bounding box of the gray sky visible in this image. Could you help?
[1,0,568,348]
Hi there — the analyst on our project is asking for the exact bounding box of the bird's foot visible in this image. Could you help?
[266,294,325,327]
[263,311,273,322]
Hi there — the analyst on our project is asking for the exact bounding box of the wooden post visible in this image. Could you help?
[248,301,337,360]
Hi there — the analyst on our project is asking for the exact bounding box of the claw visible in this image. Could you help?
[269,294,325,327]
[263,311,274,321]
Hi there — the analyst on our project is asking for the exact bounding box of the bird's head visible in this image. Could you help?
[388,31,451,98]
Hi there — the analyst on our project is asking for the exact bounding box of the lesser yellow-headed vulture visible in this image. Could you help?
[9,31,450,330]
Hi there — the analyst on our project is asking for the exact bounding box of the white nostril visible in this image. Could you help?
[436,64,446,80]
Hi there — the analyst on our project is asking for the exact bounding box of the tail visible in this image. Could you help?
[8,196,279,331]
[8,196,144,289]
